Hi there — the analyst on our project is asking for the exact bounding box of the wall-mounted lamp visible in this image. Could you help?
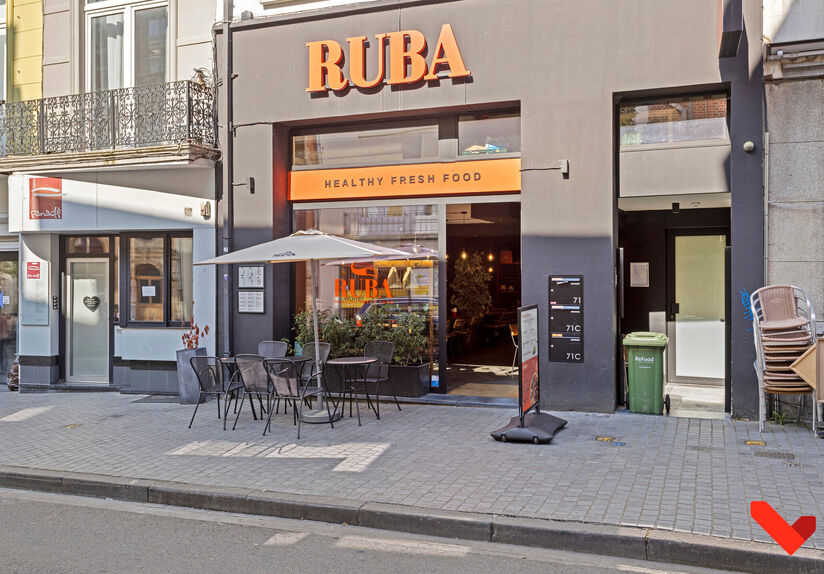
[200,202,212,220]
[742,141,756,153]
[232,176,255,194]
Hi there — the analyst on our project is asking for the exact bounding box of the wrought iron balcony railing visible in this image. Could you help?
[0,80,215,158]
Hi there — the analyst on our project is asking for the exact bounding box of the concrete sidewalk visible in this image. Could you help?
[0,391,822,570]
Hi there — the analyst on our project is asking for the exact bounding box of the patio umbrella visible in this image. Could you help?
[195,230,412,415]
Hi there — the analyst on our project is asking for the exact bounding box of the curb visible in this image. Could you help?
[0,465,820,573]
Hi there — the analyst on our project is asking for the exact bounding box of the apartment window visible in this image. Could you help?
[126,233,192,326]
[85,0,168,92]
[620,94,729,147]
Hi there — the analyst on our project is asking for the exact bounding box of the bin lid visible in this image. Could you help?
[623,331,668,347]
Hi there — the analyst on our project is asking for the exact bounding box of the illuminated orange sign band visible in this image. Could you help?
[289,158,520,201]
[307,24,471,93]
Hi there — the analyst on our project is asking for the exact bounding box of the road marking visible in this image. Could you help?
[166,440,390,472]
[0,406,54,422]
[264,531,308,546]
[335,535,470,557]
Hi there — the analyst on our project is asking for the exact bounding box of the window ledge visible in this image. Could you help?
[619,139,731,153]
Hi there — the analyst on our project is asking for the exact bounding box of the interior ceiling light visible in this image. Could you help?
[488,252,494,261]
[488,266,494,273]
[460,250,468,259]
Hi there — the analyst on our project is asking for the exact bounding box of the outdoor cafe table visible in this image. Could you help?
[326,356,378,426]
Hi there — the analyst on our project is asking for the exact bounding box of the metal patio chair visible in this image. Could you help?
[297,342,331,387]
[258,340,288,359]
[232,354,277,434]
[263,358,334,439]
[188,356,242,429]
[363,340,399,419]
[750,285,818,434]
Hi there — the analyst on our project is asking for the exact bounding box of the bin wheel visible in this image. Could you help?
[664,394,671,414]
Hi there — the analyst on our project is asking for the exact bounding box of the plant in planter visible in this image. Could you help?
[450,252,492,319]
[355,306,431,397]
[176,316,209,405]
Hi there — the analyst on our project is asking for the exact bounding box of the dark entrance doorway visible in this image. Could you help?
[445,201,520,398]
[618,207,730,418]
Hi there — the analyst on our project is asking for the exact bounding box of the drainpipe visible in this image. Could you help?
[221,0,234,356]
[763,131,769,284]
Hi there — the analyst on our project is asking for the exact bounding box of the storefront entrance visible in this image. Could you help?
[66,258,110,382]
[445,202,520,398]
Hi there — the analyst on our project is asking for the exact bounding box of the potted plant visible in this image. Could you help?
[450,252,492,319]
[176,317,209,405]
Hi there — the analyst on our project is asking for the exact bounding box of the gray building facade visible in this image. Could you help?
[216,0,764,418]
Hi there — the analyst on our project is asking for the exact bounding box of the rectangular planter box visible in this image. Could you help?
[323,362,431,398]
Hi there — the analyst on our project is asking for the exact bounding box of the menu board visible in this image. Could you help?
[238,266,265,288]
[549,276,583,363]
[238,291,265,313]
[518,305,540,419]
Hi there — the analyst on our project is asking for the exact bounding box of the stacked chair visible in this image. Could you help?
[750,285,817,434]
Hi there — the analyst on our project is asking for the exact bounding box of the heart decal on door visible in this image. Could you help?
[83,296,100,312]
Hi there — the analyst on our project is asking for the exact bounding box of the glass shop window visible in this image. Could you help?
[127,234,191,325]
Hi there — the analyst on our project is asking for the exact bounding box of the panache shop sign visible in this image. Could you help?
[307,24,471,92]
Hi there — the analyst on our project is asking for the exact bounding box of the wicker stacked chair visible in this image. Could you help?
[750,285,817,433]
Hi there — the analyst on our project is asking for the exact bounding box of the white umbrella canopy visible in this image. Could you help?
[194,230,415,420]
[194,229,410,266]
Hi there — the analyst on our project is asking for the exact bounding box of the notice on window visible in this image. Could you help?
[238,291,265,314]
[141,285,156,297]
[21,253,48,326]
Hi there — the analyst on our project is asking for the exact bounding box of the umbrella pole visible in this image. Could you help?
[311,259,322,408]
[302,258,340,424]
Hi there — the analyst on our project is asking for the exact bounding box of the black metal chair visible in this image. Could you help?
[188,356,242,429]
[232,354,277,434]
[258,340,288,359]
[298,342,331,387]
[263,358,334,439]
[363,340,398,420]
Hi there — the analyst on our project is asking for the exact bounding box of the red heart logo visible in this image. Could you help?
[751,501,816,555]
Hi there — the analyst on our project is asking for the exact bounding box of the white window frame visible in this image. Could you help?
[84,0,170,92]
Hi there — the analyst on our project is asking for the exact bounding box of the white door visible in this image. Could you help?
[667,234,726,385]
[66,259,110,382]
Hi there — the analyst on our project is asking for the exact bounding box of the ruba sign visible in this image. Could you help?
[307,24,471,92]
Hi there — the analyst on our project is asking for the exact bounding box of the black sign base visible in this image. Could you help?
[490,412,568,444]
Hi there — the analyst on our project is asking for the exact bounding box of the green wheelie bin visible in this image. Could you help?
[623,332,669,415]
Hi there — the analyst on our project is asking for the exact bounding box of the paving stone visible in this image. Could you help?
[0,392,823,548]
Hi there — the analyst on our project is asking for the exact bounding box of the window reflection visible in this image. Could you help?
[620,94,729,146]
[458,113,520,155]
[292,125,439,167]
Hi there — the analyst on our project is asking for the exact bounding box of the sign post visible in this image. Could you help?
[517,304,540,426]
[491,304,567,444]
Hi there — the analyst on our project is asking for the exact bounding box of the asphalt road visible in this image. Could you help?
[0,488,742,574]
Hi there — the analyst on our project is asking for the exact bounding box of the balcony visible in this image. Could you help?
[0,81,218,171]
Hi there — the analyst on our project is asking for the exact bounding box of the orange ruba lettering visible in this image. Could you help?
[307,24,471,92]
